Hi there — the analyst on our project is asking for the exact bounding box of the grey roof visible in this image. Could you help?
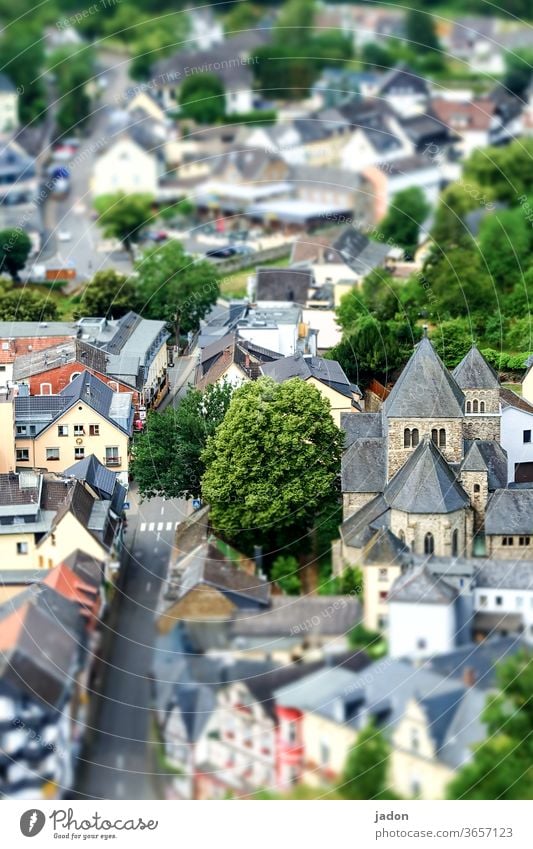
[428,638,522,690]
[274,657,464,736]
[340,493,389,548]
[418,689,464,749]
[13,341,76,380]
[167,682,216,743]
[255,267,313,303]
[341,412,383,448]
[332,227,391,275]
[452,346,499,390]
[0,471,41,515]
[261,354,357,398]
[461,441,508,490]
[384,437,470,514]
[476,559,533,590]
[0,320,76,338]
[231,595,361,638]
[363,527,410,565]
[342,437,387,493]
[384,337,464,418]
[0,73,16,93]
[178,542,270,607]
[500,387,533,413]
[152,32,269,85]
[63,454,117,500]
[389,565,458,604]
[485,489,533,535]
[378,65,429,97]
[438,687,487,769]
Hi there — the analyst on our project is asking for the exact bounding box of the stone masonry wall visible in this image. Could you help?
[387,418,463,479]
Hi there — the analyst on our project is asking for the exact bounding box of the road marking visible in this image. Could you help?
[160,506,164,515]
[175,522,180,529]
[146,581,151,592]
[115,754,124,769]
[116,781,125,796]
[148,522,154,531]
[140,523,146,532]
[166,522,172,531]
[157,522,163,531]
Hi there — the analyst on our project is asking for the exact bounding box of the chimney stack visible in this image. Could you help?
[462,666,476,687]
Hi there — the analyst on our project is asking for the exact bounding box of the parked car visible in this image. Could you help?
[58,230,72,242]
[205,246,237,259]
[233,244,254,256]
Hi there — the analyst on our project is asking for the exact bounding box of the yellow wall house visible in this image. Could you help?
[11,371,133,478]
[0,467,126,574]
[260,354,363,426]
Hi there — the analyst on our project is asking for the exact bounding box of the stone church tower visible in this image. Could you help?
[452,346,501,442]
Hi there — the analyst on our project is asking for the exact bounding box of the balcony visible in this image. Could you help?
[104,456,121,467]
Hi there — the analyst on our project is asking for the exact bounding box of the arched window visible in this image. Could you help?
[424,532,434,555]
[431,428,438,445]
[480,401,485,412]
[474,483,481,494]
[411,428,419,447]
[404,428,411,448]
[452,529,459,557]
[473,400,479,413]
[108,380,119,392]
[466,400,471,413]
[439,428,446,447]
[70,372,81,382]
[40,383,52,395]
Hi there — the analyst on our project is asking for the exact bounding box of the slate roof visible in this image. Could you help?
[378,65,429,97]
[167,681,216,743]
[437,687,487,770]
[362,527,410,565]
[342,437,387,493]
[384,437,470,514]
[461,441,508,491]
[340,494,390,548]
[178,542,270,606]
[500,387,533,414]
[452,346,499,390]
[63,454,118,500]
[485,489,533,535]
[419,689,464,749]
[332,227,391,275]
[231,595,361,638]
[341,412,383,448]
[255,267,313,303]
[427,637,522,690]
[384,336,464,418]
[261,354,358,398]
[389,565,458,604]
[476,559,533,590]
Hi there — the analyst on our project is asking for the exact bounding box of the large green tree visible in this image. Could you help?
[448,651,533,799]
[136,240,219,335]
[179,73,226,124]
[405,9,441,53]
[0,289,59,321]
[131,381,233,500]
[94,193,154,254]
[201,377,344,552]
[48,45,94,133]
[478,209,532,292]
[339,722,391,800]
[77,270,140,318]
[328,314,420,385]
[0,229,32,280]
[380,187,430,258]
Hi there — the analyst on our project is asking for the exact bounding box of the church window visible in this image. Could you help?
[452,529,459,557]
[474,484,481,494]
[439,428,446,447]
[411,428,419,446]
[473,400,479,413]
[466,400,471,413]
[480,401,485,412]
[404,428,411,447]
[431,428,438,445]
[424,532,434,555]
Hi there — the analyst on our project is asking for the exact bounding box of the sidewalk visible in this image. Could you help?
[157,355,197,411]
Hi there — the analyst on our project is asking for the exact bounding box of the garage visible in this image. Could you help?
[515,462,533,483]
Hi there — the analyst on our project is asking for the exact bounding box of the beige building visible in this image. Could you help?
[91,134,159,197]
[12,371,133,476]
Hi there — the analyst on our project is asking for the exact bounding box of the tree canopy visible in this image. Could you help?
[179,73,226,124]
[380,187,430,258]
[135,240,219,334]
[94,193,154,253]
[0,284,59,321]
[339,722,391,800]
[201,377,344,553]
[77,269,139,318]
[131,381,233,501]
[0,229,32,280]
[447,651,533,799]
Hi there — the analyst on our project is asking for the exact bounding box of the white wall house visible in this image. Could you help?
[501,391,533,483]
[91,136,159,197]
[389,598,457,659]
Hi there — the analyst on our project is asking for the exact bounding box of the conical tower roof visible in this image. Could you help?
[384,336,464,418]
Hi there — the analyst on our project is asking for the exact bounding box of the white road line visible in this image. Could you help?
[160,506,164,515]
[166,522,172,531]
[148,522,155,531]
[157,522,163,531]
[140,523,146,532]
[174,521,180,529]
[115,754,124,769]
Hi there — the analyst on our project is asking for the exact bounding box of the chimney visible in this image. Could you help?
[462,666,476,687]
[253,545,263,575]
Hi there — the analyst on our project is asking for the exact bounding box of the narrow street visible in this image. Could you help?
[74,492,190,800]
